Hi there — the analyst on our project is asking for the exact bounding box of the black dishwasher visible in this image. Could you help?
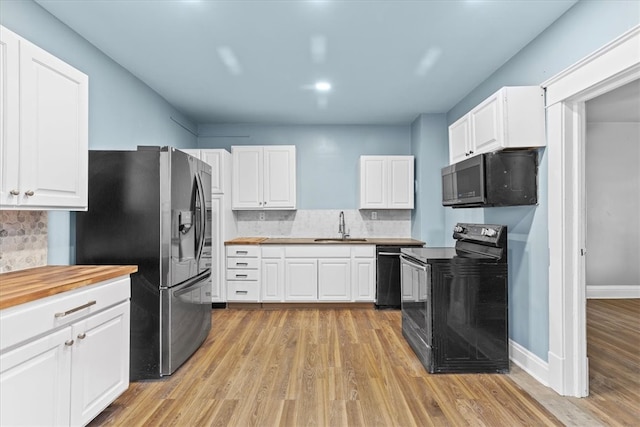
[376,244,423,309]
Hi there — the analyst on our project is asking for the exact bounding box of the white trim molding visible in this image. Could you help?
[509,339,549,387]
[542,25,640,398]
[586,286,640,299]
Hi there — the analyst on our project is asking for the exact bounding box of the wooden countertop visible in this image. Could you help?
[226,237,424,246]
[0,265,138,310]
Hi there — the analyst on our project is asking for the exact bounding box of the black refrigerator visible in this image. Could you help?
[76,146,212,380]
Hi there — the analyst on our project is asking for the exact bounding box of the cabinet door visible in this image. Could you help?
[359,156,387,209]
[262,257,285,301]
[352,258,375,301]
[201,149,226,194]
[0,27,20,205]
[70,301,130,426]
[285,259,318,301]
[449,115,471,164]
[0,328,72,427]
[471,91,504,154]
[263,146,296,209]
[388,157,414,209]
[232,147,263,209]
[210,195,224,302]
[318,259,351,301]
[18,38,88,210]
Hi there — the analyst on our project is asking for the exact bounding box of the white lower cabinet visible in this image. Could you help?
[318,259,351,301]
[285,259,318,301]
[269,244,375,303]
[226,245,261,301]
[0,276,131,427]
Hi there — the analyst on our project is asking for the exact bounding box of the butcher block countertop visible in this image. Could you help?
[0,265,138,310]
[226,237,424,246]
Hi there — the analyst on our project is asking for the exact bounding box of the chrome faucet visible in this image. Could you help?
[338,211,349,239]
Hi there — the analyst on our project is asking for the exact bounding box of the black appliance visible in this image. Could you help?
[76,146,212,380]
[376,244,424,309]
[400,223,509,374]
[442,150,537,208]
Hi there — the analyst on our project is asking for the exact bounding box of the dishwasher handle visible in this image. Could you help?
[378,252,401,257]
[400,255,428,272]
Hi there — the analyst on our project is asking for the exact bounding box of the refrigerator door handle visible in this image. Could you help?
[194,171,207,262]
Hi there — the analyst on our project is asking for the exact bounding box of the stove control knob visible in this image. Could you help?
[453,226,465,233]
[482,228,497,237]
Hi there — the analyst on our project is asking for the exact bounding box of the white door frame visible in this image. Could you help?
[542,25,640,397]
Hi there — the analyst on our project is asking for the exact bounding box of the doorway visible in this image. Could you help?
[543,25,640,397]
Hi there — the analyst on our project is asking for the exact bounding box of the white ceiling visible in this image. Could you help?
[35,0,578,125]
[587,79,640,123]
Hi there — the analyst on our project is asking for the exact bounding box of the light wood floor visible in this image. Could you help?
[90,307,564,426]
[90,300,640,426]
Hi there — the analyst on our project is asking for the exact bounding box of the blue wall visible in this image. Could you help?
[1,0,198,265]
[198,124,411,210]
[410,114,449,246]
[446,0,640,360]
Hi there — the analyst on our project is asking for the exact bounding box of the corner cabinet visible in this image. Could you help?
[449,86,545,164]
[359,156,414,209]
[231,145,296,210]
[0,276,131,426]
[0,26,88,210]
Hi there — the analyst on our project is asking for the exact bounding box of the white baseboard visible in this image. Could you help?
[586,285,640,299]
[509,339,549,387]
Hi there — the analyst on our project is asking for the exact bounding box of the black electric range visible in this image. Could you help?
[400,223,509,374]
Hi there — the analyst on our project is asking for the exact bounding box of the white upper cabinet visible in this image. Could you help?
[448,86,545,164]
[0,26,88,210]
[232,145,296,210]
[359,155,414,209]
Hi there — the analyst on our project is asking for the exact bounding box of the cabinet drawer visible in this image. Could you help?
[227,282,260,301]
[226,258,260,270]
[226,269,259,281]
[352,245,375,258]
[285,245,351,258]
[0,276,131,351]
[226,246,260,258]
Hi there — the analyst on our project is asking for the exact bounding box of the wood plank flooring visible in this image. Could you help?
[90,308,564,426]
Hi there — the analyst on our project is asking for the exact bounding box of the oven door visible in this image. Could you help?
[400,255,432,348]
[160,271,211,376]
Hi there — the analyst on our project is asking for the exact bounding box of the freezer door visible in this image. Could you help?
[160,271,212,376]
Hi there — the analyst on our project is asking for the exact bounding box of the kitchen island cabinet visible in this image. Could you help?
[0,25,88,210]
[0,265,136,426]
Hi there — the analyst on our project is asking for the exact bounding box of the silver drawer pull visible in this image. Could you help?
[235,250,248,255]
[236,290,248,295]
[54,300,96,318]
[235,274,248,278]
[235,262,248,266]
[77,333,87,340]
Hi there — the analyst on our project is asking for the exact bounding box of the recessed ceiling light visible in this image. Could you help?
[315,81,331,92]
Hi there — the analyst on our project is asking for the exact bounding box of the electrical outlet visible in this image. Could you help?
[259,212,265,221]
[371,211,377,220]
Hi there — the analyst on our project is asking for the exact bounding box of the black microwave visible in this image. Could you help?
[442,150,538,208]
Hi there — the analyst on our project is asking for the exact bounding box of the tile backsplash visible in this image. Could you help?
[0,211,48,273]
[235,209,411,238]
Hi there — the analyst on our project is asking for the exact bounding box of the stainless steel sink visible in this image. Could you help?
[313,238,368,243]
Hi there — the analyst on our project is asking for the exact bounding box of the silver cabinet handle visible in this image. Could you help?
[235,274,248,278]
[235,290,248,295]
[77,333,87,340]
[24,190,34,196]
[65,340,75,346]
[9,189,20,196]
[54,300,96,318]
[235,262,248,266]
[235,250,248,255]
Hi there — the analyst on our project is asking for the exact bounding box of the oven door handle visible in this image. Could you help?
[400,256,428,272]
